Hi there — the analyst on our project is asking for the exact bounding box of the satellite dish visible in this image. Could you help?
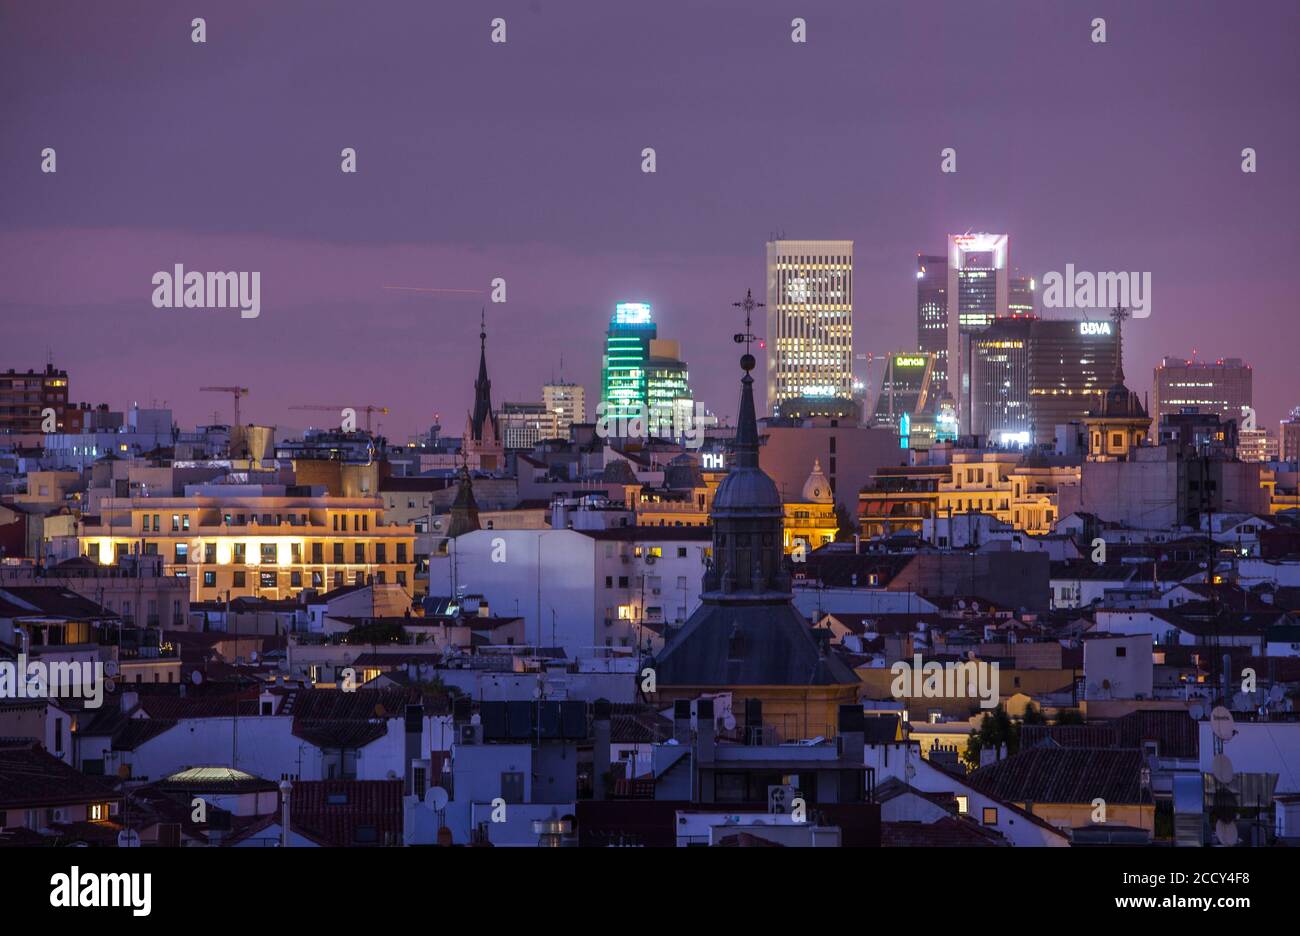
[723,714,737,731]
[250,651,259,663]
[1189,702,1205,721]
[428,787,449,810]
[1210,706,1235,741]
[191,670,204,686]
[1211,753,1234,785]
[117,829,141,848]
[104,660,119,678]
[1269,684,1286,703]
[1215,820,1238,847]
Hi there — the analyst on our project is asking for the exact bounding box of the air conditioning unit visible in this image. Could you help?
[652,588,661,595]
[458,723,480,745]
[645,556,656,565]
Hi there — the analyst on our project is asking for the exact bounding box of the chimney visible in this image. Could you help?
[695,697,715,765]
[837,704,865,766]
[279,779,292,847]
[404,704,423,796]
[672,699,692,744]
[592,699,611,800]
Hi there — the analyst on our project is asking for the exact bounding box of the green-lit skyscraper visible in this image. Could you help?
[602,302,657,420]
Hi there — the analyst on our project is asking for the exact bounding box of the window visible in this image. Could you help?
[618,576,629,588]
[333,543,345,563]
[397,543,407,563]
[291,571,302,588]
[1116,645,1127,657]
[677,547,687,558]
[500,771,525,803]
[261,543,277,564]
[260,571,277,588]
[171,514,180,532]
[312,571,324,588]
[233,571,246,588]
[54,718,63,753]
[982,807,998,825]
[291,542,301,563]
[182,515,190,531]
[605,576,613,589]
[375,543,386,563]
[354,543,365,563]
[203,571,216,587]
[955,795,968,814]
[204,543,216,563]
[174,543,188,562]
[312,542,323,564]
[396,571,406,587]
[233,543,246,564]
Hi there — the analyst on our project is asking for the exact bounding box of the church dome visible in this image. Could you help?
[801,459,833,504]
[712,466,781,514]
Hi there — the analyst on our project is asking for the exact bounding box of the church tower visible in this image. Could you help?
[650,290,860,739]
[1083,305,1151,461]
[463,311,504,472]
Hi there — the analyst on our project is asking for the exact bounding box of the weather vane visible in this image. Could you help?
[732,289,763,364]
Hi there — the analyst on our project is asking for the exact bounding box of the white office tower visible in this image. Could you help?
[765,240,854,417]
[946,233,1009,433]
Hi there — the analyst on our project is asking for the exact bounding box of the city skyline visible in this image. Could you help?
[2,0,1297,437]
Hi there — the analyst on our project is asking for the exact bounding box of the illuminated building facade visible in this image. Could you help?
[542,381,586,436]
[645,339,694,434]
[1282,407,1300,462]
[916,255,948,403]
[1008,272,1035,317]
[782,460,838,555]
[765,240,854,416]
[1238,428,1278,463]
[78,486,417,602]
[1028,319,1120,446]
[1151,356,1253,431]
[869,352,934,434]
[945,234,1009,432]
[0,364,75,434]
[970,318,1032,444]
[498,402,559,449]
[601,302,657,421]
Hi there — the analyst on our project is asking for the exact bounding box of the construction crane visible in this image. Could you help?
[200,386,249,426]
[289,404,389,433]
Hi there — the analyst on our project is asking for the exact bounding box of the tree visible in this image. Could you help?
[1022,702,1046,725]
[962,704,1020,770]
[833,501,858,542]
[1055,708,1085,725]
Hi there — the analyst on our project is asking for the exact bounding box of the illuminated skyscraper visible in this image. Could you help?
[946,233,1009,432]
[765,240,854,417]
[916,255,948,405]
[601,302,657,420]
[869,352,934,432]
[645,339,694,432]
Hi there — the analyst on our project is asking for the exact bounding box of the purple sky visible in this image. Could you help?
[2,0,1297,438]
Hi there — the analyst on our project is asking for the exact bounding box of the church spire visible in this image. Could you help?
[471,308,496,440]
[731,289,764,470]
[1109,303,1130,388]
